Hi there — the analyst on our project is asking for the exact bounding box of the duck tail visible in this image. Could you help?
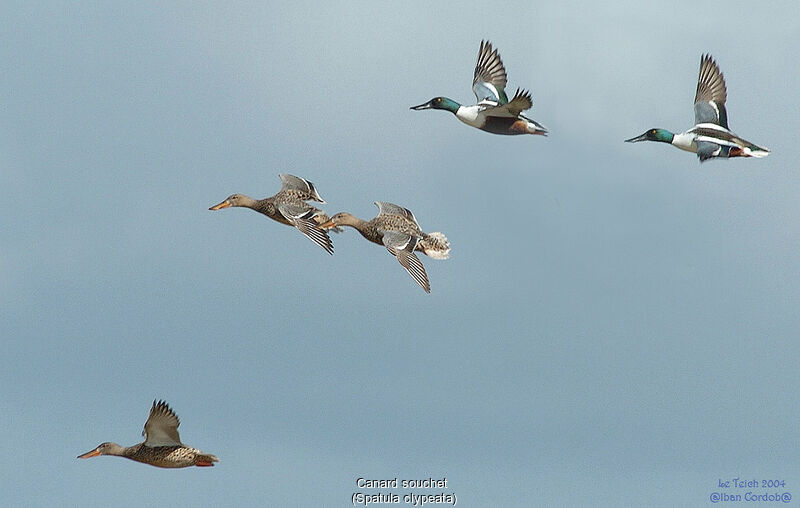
[745,143,770,158]
[528,120,548,136]
[729,143,770,159]
[195,453,220,467]
[521,114,548,136]
[420,232,450,260]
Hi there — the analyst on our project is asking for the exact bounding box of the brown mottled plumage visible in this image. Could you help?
[319,202,450,293]
[209,173,337,254]
[77,400,219,468]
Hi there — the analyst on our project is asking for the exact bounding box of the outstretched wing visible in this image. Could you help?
[278,202,334,255]
[374,202,420,228]
[473,40,508,104]
[278,173,326,203]
[487,88,533,117]
[143,400,183,447]
[381,231,430,293]
[694,54,728,128]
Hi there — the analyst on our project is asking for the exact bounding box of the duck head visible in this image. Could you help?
[625,128,675,144]
[77,442,125,459]
[209,194,255,210]
[410,97,461,114]
[318,212,359,230]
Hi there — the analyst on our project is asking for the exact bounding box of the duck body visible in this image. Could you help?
[626,54,769,162]
[78,400,219,469]
[628,124,768,160]
[411,40,547,136]
[209,173,335,254]
[342,210,444,255]
[452,101,547,136]
[82,442,218,468]
[124,443,218,468]
[319,202,450,293]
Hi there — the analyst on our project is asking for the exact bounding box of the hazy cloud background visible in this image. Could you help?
[2,1,798,506]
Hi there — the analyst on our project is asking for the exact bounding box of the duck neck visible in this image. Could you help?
[248,197,277,216]
[105,442,133,457]
[337,215,376,242]
[337,214,366,230]
[239,195,260,209]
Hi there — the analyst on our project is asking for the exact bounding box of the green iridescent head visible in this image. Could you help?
[410,97,461,114]
[625,128,675,144]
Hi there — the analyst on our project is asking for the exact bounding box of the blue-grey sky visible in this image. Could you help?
[3,1,799,506]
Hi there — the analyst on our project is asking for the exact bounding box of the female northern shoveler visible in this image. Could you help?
[626,54,769,162]
[411,40,548,136]
[77,400,219,468]
[209,173,336,255]
[319,202,450,293]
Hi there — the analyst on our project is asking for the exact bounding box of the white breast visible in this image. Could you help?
[672,132,697,153]
[455,105,483,128]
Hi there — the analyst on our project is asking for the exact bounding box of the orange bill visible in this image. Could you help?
[77,448,101,459]
[209,201,231,211]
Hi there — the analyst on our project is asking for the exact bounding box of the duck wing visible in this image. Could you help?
[143,400,183,447]
[694,54,728,129]
[374,201,420,229]
[277,202,334,255]
[473,40,508,104]
[381,231,430,293]
[486,88,533,117]
[278,173,326,203]
[690,124,755,162]
[695,140,721,162]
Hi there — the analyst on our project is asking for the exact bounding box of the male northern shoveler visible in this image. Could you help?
[209,173,336,255]
[626,54,769,162]
[319,202,450,293]
[411,40,547,136]
[77,400,219,468]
